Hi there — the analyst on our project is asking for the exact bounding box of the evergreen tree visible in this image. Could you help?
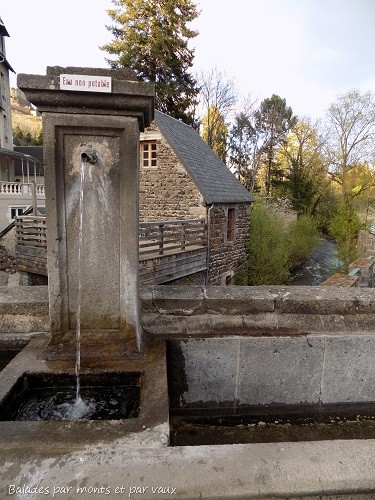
[102,0,199,125]
[228,97,262,192]
[229,112,255,189]
[255,95,297,196]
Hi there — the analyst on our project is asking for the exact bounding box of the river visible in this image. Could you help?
[289,238,343,286]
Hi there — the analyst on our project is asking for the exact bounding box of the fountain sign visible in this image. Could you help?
[60,74,112,92]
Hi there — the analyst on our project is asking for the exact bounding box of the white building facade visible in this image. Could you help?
[0,18,45,231]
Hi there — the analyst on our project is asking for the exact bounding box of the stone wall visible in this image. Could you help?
[322,268,374,287]
[267,198,298,227]
[208,204,250,285]
[167,334,375,412]
[139,123,205,222]
[357,229,375,255]
[141,285,375,338]
[0,244,16,272]
[141,284,375,411]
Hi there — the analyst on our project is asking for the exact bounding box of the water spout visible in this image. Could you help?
[81,151,98,165]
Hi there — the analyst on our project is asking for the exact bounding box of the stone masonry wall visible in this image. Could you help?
[141,284,375,409]
[139,123,205,222]
[357,229,375,255]
[208,204,250,285]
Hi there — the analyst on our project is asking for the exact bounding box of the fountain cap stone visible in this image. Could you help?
[17,66,155,130]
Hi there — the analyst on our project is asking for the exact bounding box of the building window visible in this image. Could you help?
[221,270,234,285]
[3,113,8,142]
[9,206,26,222]
[141,141,157,168]
[227,208,236,242]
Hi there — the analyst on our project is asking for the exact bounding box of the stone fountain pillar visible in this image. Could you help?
[18,67,154,350]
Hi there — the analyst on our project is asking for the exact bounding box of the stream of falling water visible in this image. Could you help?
[48,158,95,420]
[75,158,85,402]
[60,158,95,419]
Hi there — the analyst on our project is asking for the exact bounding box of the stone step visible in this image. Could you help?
[0,286,49,335]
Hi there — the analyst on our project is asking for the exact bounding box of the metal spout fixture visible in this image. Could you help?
[81,151,98,165]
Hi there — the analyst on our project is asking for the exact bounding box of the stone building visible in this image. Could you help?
[140,110,254,285]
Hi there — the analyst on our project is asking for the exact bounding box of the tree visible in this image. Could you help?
[255,95,297,196]
[228,97,262,191]
[102,0,200,125]
[279,119,329,215]
[197,68,237,153]
[201,106,228,162]
[329,203,363,266]
[13,125,43,146]
[324,89,375,208]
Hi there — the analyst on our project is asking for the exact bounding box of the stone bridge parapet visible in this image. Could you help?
[141,284,375,337]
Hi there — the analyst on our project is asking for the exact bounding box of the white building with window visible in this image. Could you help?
[0,18,45,231]
[0,17,14,156]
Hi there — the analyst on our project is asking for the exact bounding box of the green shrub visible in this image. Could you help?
[328,205,363,267]
[246,203,320,285]
[247,203,290,285]
[287,216,320,269]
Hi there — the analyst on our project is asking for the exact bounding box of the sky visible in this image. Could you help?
[1,0,375,120]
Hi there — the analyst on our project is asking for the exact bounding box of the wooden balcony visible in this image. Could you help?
[15,216,208,284]
[139,219,207,284]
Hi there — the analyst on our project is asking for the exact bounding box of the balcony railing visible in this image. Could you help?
[0,182,45,196]
[139,219,207,258]
[15,216,208,283]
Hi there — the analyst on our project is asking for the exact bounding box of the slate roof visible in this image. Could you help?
[0,18,15,73]
[14,146,43,164]
[0,18,9,37]
[154,110,254,205]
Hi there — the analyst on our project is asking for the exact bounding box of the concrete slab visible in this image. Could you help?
[178,338,239,406]
[237,336,325,406]
[322,335,375,403]
[2,438,375,499]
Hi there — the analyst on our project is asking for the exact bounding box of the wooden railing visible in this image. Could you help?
[14,216,208,282]
[15,216,207,253]
[15,215,47,248]
[139,219,207,258]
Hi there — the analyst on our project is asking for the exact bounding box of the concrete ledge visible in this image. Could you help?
[0,286,48,315]
[2,438,375,498]
[141,285,375,336]
[0,286,49,334]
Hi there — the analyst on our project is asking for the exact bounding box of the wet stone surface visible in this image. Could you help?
[171,404,375,446]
